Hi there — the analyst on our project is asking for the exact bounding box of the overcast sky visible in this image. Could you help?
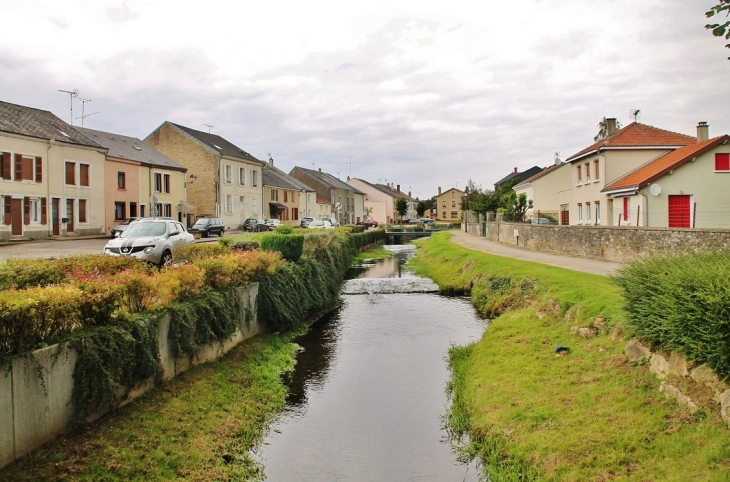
[1,0,727,199]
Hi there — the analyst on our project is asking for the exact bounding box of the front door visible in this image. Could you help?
[11,199,22,236]
[52,198,60,236]
[668,195,691,228]
[66,199,74,233]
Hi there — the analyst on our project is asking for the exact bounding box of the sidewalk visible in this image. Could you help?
[448,230,622,277]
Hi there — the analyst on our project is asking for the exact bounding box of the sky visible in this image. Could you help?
[1,0,728,199]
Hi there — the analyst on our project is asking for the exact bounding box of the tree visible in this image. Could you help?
[508,192,533,223]
[707,1,730,59]
[395,197,409,221]
[594,117,622,142]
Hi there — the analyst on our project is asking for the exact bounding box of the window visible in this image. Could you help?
[238,167,245,185]
[80,164,89,186]
[164,203,172,217]
[140,204,146,217]
[21,156,33,180]
[154,173,162,193]
[118,172,126,189]
[30,199,39,223]
[252,170,258,187]
[577,203,583,222]
[155,203,162,217]
[452,200,456,207]
[65,162,75,184]
[595,201,601,223]
[224,164,231,183]
[577,165,582,184]
[130,202,137,217]
[451,211,459,219]
[225,194,232,213]
[284,191,288,202]
[623,197,630,222]
[594,159,600,180]
[585,162,590,182]
[442,200,446,207]
[164,174,171,193]
[452,191,455,198]
[114,201,126,220]
[715,153,730,171]
[442,210,446,218]
[292,207,299,220]
[78,199,87,223]
[586,202,591,222]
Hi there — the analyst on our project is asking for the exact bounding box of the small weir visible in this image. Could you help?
[255,245,486,481]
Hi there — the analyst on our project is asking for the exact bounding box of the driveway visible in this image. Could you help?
[448,230,622,277]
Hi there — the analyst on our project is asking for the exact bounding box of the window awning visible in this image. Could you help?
[178,201,196,211]
[269,202,287,211]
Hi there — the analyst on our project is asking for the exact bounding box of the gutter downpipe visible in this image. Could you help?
[47,139,53,236]
[640,188,649,227]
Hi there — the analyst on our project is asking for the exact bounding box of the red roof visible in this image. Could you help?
[515,163,564,187]
[603,135,730,192]
[566,122,696,162]
[316,197,330,204]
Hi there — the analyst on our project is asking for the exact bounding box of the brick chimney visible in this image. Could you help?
[697,122,709,142]
[438,186,441,195]
[606,118,617,136]
[513,167,518,174]
[318,168,322,172]
[408,191,411,197]
[397,184,400,192]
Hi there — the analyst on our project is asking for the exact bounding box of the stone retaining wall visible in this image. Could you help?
[0,283,260,469]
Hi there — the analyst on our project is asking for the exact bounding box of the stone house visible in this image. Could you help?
[603,131,730,228]
[145,122,264,229]
[262,157,317,226]
[435,187,465,221]
[289,167,364,225]
[0,100,107,240]
[78,127,188,233]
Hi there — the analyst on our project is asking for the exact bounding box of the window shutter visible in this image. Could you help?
[715,153,730,171]
[65,162,75,184]
[3,197,9,225]
[80,164,89,186]
[36,157,43,182]
[23,196,30,225]
[14,154,22,181]
[41,197,47,224]
[1,152,9,179]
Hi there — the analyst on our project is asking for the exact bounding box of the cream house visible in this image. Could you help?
[0,100,107,240]
[145,122,264,229]
[435,187,464,221]
[263,157,317,226]
[514,162,572,224]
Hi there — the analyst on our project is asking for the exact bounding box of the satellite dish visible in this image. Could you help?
[649,184,661,196]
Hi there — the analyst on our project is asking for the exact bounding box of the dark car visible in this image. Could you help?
[243,218,268,232]
[300,217,314,228]
[190,217,225,237]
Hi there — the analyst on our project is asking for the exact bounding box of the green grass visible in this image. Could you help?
[0,328,305,481]
[351,245,392,265]
[410,232,730,481]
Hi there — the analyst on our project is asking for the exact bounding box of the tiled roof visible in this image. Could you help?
[316,197,330,204]
[263,162,316,191]
[515,163,564,187]
[566,122,696,162]
[78,127,186,171]
[0,100,104,149]
[168,122,263,164]
[292,167,365,194]
[603,135,730,192]
[374,183,417,202]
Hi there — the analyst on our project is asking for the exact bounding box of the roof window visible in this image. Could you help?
[59,130,70,137]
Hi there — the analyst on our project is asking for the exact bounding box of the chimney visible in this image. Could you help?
[408,191,411,197]
[606,118,617,136]
[268,156,274,166]
[438,186,442,195]
[513,167,518,174]
[347,175,350,181]
[318,168,322,172]
[697,122,709,142]
[397,184,400,192]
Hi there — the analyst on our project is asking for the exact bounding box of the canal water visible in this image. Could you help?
[255,245,486,481]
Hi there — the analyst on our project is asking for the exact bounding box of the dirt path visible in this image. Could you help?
[448,230,622,276]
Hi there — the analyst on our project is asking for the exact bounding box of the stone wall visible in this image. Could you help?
[0,283,260,469]
[482,218,730,262]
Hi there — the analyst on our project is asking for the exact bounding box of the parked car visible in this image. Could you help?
[529,217,551,225]
[419,217,432,223]
[265,219,282,230]
[110,217,141,238]
[300,217,314,228]
[103,218,194,267]
[243,218,266,232]
[308,219,334,229]
[189,217,225,237]
[356,219,379,228]
[326,218,340,227]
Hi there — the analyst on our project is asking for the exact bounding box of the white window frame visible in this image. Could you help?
[577,203,583,223]
[252,170,258,187]
[30,198,40,224]
[224,164,232,184]
[154,172,162,193]
[163,174,171,194]
[238,167,245,185]
[595,201,601,224]
[586,202,591,222]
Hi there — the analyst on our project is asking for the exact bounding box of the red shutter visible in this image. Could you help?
[41,197,47,224]
[35,157,42,182]
[80,164,89,186]
[1,152,9,179]
[3,197,9,225]
[65,162,75,184]
[14,154,22,181]
[23,197,30,225]
[623,198,629,221]
[715,153,730,171]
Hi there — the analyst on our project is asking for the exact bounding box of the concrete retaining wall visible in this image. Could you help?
[0,283,260,469]
[481,219,730,262]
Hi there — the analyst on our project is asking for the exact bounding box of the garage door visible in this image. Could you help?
[668,195,691,228]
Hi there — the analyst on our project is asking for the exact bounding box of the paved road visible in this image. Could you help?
[448,230,622,277]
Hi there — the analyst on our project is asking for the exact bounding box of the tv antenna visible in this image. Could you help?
[203,124,214,133]
[629,109,641,122]
[344,157,357,177]
[58,88,79,125]
[75,97,97,127]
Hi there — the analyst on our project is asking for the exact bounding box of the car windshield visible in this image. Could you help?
[193,219,210,227]
[310,220,323,226]
[122,222,166,238]
[120,218,135,226]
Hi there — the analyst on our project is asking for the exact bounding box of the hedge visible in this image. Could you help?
[260,234,305,262]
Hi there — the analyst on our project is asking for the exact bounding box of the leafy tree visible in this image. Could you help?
[508,192,533,223]
[707,1,730,59]
[594,117,622,141]
[395,197,409,221]
[417,196,435,217]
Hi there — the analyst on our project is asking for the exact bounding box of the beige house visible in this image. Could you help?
[435,187,464,221]
[289,167,365,224]
[514,162,572,224]
[79,128,188,232]
[145,122,264,229]
[315,196,331,220]
[603,132,730,228]
[564,119,696,226]
[263,157,316,226]
[0,101,107,240]
[348,179,418,224]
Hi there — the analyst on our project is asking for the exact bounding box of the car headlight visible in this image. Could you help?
[144,247,155,254]
[104,248,113,254]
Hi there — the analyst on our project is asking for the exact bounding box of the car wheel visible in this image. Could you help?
[159,250,173,268]
[202,231,209,238]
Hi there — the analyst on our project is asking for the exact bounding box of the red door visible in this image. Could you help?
[11,199,22,235]
[668,195,690,228]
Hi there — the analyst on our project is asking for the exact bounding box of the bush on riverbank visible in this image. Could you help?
[410,232,729,481]
[613,251,730,379]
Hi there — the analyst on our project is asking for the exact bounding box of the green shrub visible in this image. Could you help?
[174,243,230,262]
[613,251,730,378]
[231,239,260,251]
[274,224,294,234]
[260,234,305,262]
[351,225,365,234]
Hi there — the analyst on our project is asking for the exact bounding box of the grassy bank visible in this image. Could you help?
[0,329,302,481]
[351,245,392,265]
[409,232,729,481]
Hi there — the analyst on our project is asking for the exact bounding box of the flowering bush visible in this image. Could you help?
[194,250,282,289]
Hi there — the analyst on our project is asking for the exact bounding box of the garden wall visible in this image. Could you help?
[480,219,730,262]
[0,283,260,469]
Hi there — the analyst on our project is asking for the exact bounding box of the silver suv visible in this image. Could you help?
[103,218,195,267]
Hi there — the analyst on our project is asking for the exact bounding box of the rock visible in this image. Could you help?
[720,390,730,426]
[592,317,605,331]
[577,327,596,339]
[690,365,720,387]
[660,381,699,413]
[625,339,651,362]
[667,353,689,378]
[650,353,670,379]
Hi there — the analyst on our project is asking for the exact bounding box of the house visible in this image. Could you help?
[315,196,331,220]
[564,119,698,226]
[435,186,465,221]
[0,100,107,239]
[78,128,188,233]
[602,127,730,228]
[288,167,365,225]
[262,157,317,226]
[145,122,264,229]
[494,166,544,191]
[376,183,418,220]
[348,179,418,224]
[513,160,572,224]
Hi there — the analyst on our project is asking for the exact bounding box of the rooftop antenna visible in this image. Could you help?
[629,109,641,122]
[75,97,97,127]
[58,88,79,125]
[203,124,214,133]
[344,157,357,177]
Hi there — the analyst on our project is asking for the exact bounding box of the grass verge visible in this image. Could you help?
[351,245,392,265]
[0,327,304,481]
[409,232,730,481]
